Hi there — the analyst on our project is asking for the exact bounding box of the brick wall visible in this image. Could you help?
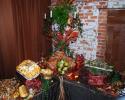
[51,0,124,60]
[97,8,107,59]
[70,0,108,60]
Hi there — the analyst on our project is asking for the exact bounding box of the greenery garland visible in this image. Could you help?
[43,0,83,57]
[52,4,75,33]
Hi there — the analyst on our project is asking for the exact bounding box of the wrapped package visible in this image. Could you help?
[16,60,41,80]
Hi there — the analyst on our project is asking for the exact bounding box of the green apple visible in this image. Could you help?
[63,67,68,71]
[60,60,64,64]
[61,71,65,75]
[58,67,62,72]
[64,61,69,67]
[57,61,63,68]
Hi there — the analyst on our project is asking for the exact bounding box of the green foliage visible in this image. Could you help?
[54,40,73,57]
[41,78,51,100]
[52,4,75,33]
[43,15,52,36]
[63,45,73,57]
[55,40,66,50]
[110,71,121,83]
[72,15,83,35]
[86,60,114,75]
[43,1,83,56]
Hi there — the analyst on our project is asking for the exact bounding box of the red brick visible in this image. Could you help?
[99,1,107,5]
[84,0,96,2]
[84,6,93,9]
[98,29,107,33]
[86,13,93,16]
[86,19,96,22]
[97,35,106,39]
[96,55,105,58]
[97,5,102,8]
[98,21,107,24]
[96,51,105,55]
[98,44,106,48]
[98,39,106,43]
[99,23,107,26]
[98,25,107,29]
[87,48,93,51]
[97,45,105,49]
[99,10,108,15]
[99,16,107,19]
[91,16,97,19]
[79,13,84,17]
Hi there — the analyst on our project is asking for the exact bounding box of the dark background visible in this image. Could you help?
[106,9,125,72]
[0,0,51,78]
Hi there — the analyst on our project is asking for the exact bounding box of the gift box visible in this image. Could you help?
[65,71,79,81]
[88,73,106,86]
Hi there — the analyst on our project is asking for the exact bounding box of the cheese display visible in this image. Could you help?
[16,60,41,80]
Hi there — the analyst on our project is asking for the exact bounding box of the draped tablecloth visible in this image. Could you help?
[33,78,125,100]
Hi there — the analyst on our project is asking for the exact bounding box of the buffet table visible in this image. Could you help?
[33,78,125,100]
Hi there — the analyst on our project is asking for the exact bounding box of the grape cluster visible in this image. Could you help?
[25,79,41,93]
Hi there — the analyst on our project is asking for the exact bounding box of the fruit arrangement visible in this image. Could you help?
[47,51,76,75]
[57,59,69,75]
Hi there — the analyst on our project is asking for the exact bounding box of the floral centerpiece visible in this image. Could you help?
[44,0,82,57]
[41,0,84,81]
[42,1,84,99]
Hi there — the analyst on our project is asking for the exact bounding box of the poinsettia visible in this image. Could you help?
[56,32,63,40]
[75,54,84,70]
[52,27,79,57]
[65,30,79,45]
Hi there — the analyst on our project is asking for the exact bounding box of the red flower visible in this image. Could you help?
[75,54,84,70]
[57,32,63,40]
[66,31,78,42]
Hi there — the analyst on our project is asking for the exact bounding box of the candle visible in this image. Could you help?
[50,10,52,18]
[74,12,77,18]
[44,13,46,19]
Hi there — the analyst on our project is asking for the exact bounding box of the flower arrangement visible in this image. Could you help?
[44,0,83,57]
[38,50,84,80]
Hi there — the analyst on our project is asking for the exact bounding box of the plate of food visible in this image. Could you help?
[16,60,41,80]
